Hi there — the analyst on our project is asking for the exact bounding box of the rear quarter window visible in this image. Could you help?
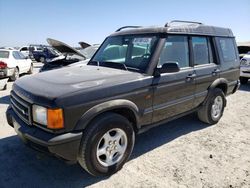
[0,51,10,58]
[218,38,237,62]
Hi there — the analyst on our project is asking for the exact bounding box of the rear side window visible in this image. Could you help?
[158,35,190,68]
[192,37,210,66]
[0,51,9,58]
[12,51,22,59]
[218,38,237,62]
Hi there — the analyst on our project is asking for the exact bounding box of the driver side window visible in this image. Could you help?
[158,36,190,68]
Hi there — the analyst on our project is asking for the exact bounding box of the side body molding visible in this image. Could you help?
[74,99,140,131]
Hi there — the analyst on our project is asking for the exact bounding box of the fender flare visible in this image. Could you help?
[208,78,228,93]
[74,99,140,131]
[202,78,228,106]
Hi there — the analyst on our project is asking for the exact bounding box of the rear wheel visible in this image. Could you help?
[198,88,226,125]
[240,77,248,84]
[10,68,19,81]
[78,112,135,176]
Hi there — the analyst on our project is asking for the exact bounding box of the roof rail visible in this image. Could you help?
[165,20,203,27]
[116,26,142,32]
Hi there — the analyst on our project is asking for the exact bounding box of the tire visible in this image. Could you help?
[39,56,45,63]
[197,88,226,125]
[10,68,19,81]
[240,77,248,85]
[78,112,135,176]
[28,64,33,74]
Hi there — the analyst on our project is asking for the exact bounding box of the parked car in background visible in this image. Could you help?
[19,45,61,63]
[32,45,61,63]
[19,45,43,58]
[240,52,250,84]
[0,48,33,81]
[6,21,240,176]
[39,38,99,72]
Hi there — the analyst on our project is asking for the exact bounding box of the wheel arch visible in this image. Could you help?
[208,78,228,95]
[74,99,140,132]
[202,78,228,107]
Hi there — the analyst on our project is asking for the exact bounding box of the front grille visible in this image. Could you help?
[10,91,31,125]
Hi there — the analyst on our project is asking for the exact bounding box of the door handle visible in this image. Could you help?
[186,73,196,81]
[212,69,221,75]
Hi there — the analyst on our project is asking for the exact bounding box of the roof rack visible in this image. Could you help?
[165,20,203,27]
[116,26,142,32]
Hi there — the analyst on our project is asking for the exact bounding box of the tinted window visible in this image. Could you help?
[218,38,237,62]
[0,51,9,58]
[158,35,189,68]
[192,37,209,65]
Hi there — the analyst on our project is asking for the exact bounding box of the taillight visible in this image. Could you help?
[0,61,7,69]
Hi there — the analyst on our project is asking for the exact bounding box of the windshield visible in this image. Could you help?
[0,51,9,58]
[90,35,158,72]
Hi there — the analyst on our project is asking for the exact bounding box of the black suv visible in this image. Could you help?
[6,21,240,176]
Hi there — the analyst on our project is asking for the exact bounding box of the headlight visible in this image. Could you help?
[32,105,47,125]
[32,105,64,129]
[240,59,250,66]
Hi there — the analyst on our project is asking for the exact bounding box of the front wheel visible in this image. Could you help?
[198,88,226,125]
[78,112,135,176]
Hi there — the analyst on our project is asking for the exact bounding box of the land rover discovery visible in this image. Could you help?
[6,20,240,176]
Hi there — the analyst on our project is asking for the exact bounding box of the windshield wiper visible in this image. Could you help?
[89,60,128,71]
[103,61,128,71]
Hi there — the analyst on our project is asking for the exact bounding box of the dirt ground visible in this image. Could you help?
[0,64,249,188]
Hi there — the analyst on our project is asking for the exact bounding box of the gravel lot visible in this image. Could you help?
[0,64,249,188]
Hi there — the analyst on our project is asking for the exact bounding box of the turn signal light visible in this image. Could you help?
[47,109,64,129]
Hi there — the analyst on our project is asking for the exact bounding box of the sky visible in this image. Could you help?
[0,0,249,47]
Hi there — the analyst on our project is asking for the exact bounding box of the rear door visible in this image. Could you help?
[215,37,240,93]
[191,36,220,107]
[152,35,195,123]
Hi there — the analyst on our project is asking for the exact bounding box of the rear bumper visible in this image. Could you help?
[0,68,14,78]
[6,106,82,161]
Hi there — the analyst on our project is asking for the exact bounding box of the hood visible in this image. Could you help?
[78,41,91,49]
[47,38,86,58]
[14,65,144,102]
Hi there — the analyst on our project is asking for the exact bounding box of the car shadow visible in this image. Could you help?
[0,113,209,188]
[239,84,250,92]
[0,95,10,105]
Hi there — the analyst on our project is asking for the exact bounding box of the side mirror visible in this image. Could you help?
[154,61,180,76]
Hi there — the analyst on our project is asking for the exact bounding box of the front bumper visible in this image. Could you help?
[240,66,250,78]
[6,107,82,161]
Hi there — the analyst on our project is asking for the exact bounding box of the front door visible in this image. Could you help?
[152,35,195,123]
